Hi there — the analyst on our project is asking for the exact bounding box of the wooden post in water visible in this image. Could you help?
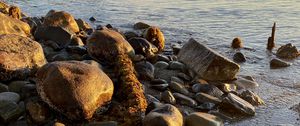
[267,22,276,50]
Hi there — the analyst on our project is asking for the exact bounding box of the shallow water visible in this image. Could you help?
[5,0,300,125]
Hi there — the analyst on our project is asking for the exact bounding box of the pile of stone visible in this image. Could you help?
[0,2,270,126]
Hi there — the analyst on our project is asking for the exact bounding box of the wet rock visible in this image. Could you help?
[87,121,118,126]
[36,61,114,120]
[169,61,186,71]
[216,83,237,93]
[133,22,150,30]
[185,112,223,126]
[75,18,92,31]
[50,51,70,61]
[89,16,96,22]
[0,101,23,123]
[0,92,20,103]
[87,28,135,64]
[34,26,74,48]
[143,26,165,52]
[150,79,169,91]
[132,54,145,62]
[178,38,240,81]
[135,61,155,80]
[156,54,170,63]
[25,97,52,125]
[177,73,191,81]
[0,83,8,93]
[231,37,243,49]
[8,81,30,93]
[171,76,184,84]
[232,77,259,89]
[70,36,84,46]
[20,84,37,99]
[145,102,164,115]
[197,102,216,110]
[239,90,265,106]
[143,104,183,126]
[276,43,299,59]
[145,94,160,104]
[66,45,87,55]
[128,37,158,58]
[43,10,79,33]
[220,93,255,116]
[0,13,30,37]
[233,52,246,63]
[124,31,139,40]
[171,43,182,55]
[173,93,197,107]
[241,75,255,82]
[169,81,189,95]
[154,61,169,69]
[270,58,291,68]
[161,91,176,104]
[191,84,224,99]
[195,93,222,104]
[155,69,179,82]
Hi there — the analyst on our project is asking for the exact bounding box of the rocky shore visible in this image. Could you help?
[0,2,300,126]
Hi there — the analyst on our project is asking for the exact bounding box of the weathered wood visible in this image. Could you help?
[178,38,240,81]
[267,22,276,50]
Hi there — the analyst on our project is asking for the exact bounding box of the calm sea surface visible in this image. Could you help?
[5,0,300,125]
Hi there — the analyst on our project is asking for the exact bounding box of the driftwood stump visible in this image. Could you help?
[267,22,276,50]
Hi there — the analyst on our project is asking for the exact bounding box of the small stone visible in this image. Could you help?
[241,76,255,82]
[169,81,189,95]
[135,61,155,80]
[191,84,224,99]
[197,102,216,110]
[270,58,291,68]
[0,83,9,93]
[239,90,265,106]
[195,93,222,104]
[216,83,237,93]
[66,45,87,55]
[128,37,158,58]
[171,76,184,84]
[53,122,65,126]
[185,112,223,126]
[0,92,20,103]
[150,79,169,91]
[161,90,176,104]
[177,73,191,81]
[276,43,299,59]
[143,104,183,126]
[145,94,160,104]
[8,81,30,93]
[89,16,96,22]
[70,36,84,46]
[124,31,139,40]
[233,52,246,63]
[154,69,179,82]
[154,61,169,69]
[132,54,145,62]
[220,93,255,116]
[0,101,23,123]
[156,54,170,63]
[75,18,92,31]
[173,93,197,107]
[151,79,168,84]
[232,77,259,89]
[231,37,243,49]
[25,97,52,125]
[87,121,118,126]
[145,102,163,115]
[171,43,182,55]
[133,22,150,30]
[169,61,186,71]
[20,84,37,100]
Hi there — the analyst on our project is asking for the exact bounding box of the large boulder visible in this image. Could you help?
[0,13,31,37]
[36,61,114,120]
[0,34,46,81]
[178,38,240,81]
[43,10,79,33]
[87,28,134,63]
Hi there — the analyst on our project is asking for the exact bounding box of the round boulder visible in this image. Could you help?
[231,37,243,49]
[87,28,135,63]
[143,26,165,52]
[43,10,80,33]
[0,34,46,81]
[36,61,114,120]
[0,13,30,37]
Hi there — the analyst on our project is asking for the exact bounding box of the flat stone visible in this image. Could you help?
[155,69,180,82]
[195,93,222,104]
[270,58,291,68]
[173,93,197,107]
[161,90,176,104]
[191,84,224,99]
[145,94,160,104]
[154,61,169,69]
[156,54,170,63]
[0,101,23,123]
[178,38,240,81]
[239,90,265,106]
[0,83,8,93]
[185,112,223,126]
[232,77,259,89]
[171,76,184,84]
[220,93,255,116]
[169,61,186,71]
[177,73,191,81]
[8,81,30,93]
[143,104,183,126]
[169,81,189,95]
[197,102,216,110]
[151,79,168,84]
[0,92,20,103]
[150,84,169,91]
